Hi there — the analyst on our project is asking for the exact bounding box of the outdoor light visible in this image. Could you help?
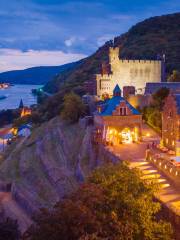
[170,168,172,173]
[146,133,150,137]
[159,162,162,166]
[175,171,178,176]
[164,165,167,169]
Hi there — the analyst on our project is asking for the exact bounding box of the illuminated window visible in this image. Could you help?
[172,140,175,146]
[166,138,168,144]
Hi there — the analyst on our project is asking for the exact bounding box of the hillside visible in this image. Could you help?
[0,62,78,85]
[44,12,180,94]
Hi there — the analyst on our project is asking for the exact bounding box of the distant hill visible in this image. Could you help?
[0,62,78,85]
[44,12,180,93]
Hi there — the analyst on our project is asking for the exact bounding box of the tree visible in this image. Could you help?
[24,163,173,240]
[168,70,180,82]
[152,87,169,110]
[89,163,172,240]
[61,92,86,123]
[142,87,169,131]
[0,217,21,240]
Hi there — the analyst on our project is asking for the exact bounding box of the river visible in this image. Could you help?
[0,84,42,110]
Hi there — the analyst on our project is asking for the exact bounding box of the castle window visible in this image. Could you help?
[120,108,123,115]
[97,107,101,113]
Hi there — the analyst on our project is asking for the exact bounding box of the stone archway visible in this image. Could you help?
[121,128,133,144]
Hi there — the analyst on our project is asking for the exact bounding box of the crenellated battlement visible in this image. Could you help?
[96,73,113,79]
[109,46,161,64]
[119,59,161,64]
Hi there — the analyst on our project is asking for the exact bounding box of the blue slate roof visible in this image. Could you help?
[174,94,180,114]
[98,96,140,116]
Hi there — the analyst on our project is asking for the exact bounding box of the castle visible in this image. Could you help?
[96,47,164,97]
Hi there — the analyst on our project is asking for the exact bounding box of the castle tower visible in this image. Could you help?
[109,47,119,64]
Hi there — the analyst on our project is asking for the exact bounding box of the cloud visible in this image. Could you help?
[65,37,76,47]
[0,49,86,72]
[0,0,180,59]
[111,14,133,21]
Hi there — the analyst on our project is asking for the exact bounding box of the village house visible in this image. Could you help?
[19,99,32,118]
[162,93,180,156]
[20,107,32,118]
[94,85,142,145]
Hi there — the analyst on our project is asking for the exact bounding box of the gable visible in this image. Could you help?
[112,101,132,116]
[98,96,140,116]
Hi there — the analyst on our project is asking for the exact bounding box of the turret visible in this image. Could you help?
[113,84,121,97]
[109,47,119,64]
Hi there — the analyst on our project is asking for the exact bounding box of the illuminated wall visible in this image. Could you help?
[96,47,162,97]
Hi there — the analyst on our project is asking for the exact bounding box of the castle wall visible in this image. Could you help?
[96,47,162,97]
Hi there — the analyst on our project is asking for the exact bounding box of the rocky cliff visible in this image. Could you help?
[0,117,97,231]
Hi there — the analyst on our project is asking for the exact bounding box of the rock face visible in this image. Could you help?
[0,117,97,231]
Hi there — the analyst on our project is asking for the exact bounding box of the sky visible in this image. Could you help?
[0,0,180,72]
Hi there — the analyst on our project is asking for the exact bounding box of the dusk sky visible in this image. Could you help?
[0,0,180,72]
